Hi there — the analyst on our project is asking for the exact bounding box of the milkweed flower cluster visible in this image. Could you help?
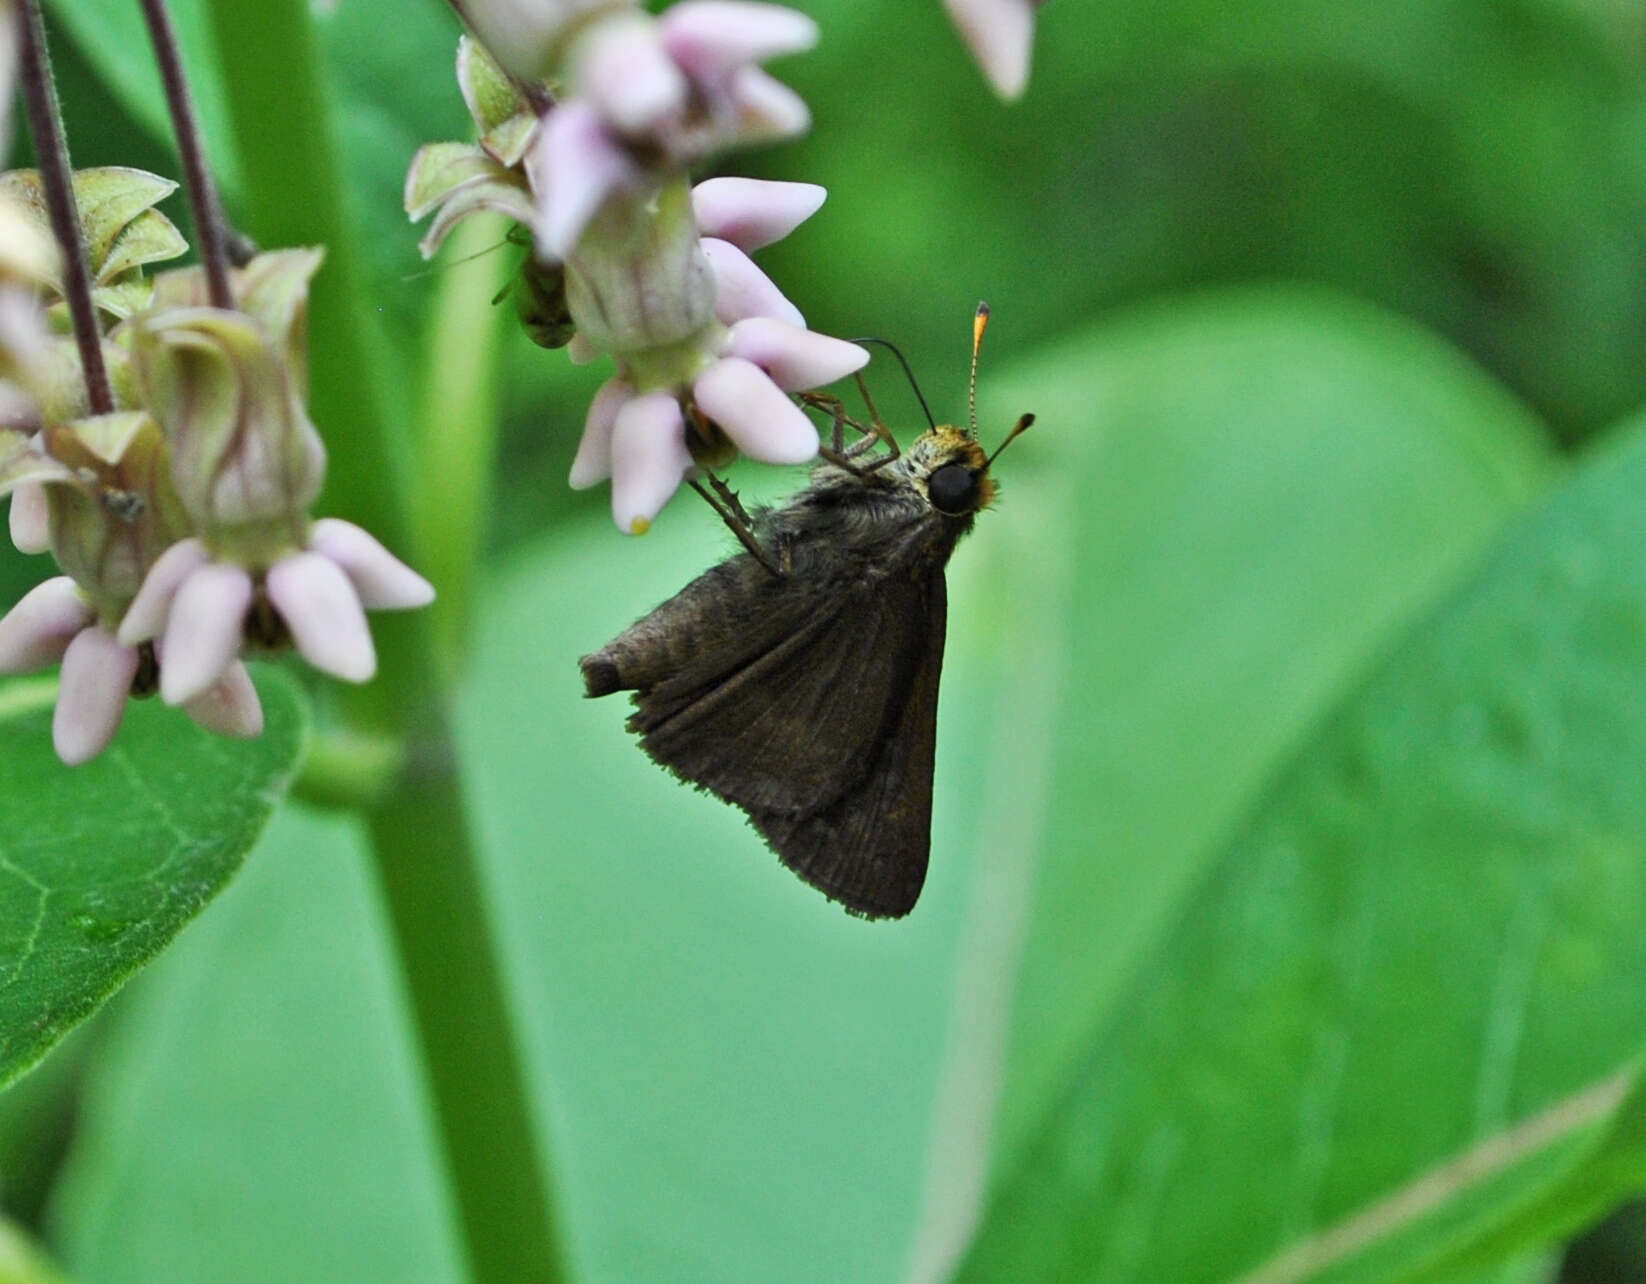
[410,5,870,533]
[0,170,432,765]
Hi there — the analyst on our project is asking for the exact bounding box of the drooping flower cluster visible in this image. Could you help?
[0,169,432,765]
[409,8,869,533]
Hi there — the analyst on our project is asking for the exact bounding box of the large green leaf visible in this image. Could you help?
[958,413,1646,1280]
[0,670,306,1088]
[971,286,1552,1198]
[47,804,463,1284]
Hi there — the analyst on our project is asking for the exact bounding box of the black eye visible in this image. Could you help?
[927,462,979,515]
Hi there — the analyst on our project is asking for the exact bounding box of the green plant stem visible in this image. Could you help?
[413,213,509,679]
[366,717,566,1284]
[202,4,566,1281]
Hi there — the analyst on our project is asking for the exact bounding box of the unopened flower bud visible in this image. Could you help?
[131,249,326,550]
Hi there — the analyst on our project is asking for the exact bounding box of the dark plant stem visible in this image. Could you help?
[15,0,112,415]
[139,0,234,309]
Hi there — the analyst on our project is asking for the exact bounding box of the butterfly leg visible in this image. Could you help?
[849,371,900,468]
[802,388,898,474]
[799,392,862,458]
[689,472,785,578]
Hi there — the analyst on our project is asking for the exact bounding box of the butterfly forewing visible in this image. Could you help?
[635,570,932,818]
[747,575,946,918]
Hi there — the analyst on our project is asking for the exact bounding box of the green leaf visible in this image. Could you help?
[1406,1066,1646,1277]
[957,410,1646,1280]
[47,804,464,1284]
[970,286,1553,1191]
[0,669,307,1088]
[0,1213,73,1284]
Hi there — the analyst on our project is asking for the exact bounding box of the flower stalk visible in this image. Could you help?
[14,0,111,413]
[139,0,234,310]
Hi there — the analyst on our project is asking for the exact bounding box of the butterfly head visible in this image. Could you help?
[907,302,1034,518]
[907,426,996,517]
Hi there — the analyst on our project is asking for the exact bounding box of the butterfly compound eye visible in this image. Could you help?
[927,461,980,515]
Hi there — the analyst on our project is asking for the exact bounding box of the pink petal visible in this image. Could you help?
[53,626,138,766]
[700,237,804,327]
[692,357,818,464]
[8,480,48,554]
[609,392,691,533]
[660,2,818,81]
[182,661,264,739]
[0,576,94,673]
[578,14,688,136]
[570,376,635,489]
[265,551,376,684]
[159,561,253,706]
[725,318,868,392]
[117,536,211,646]
[528,101,636,260]
[692,178,825,252]
[722,66,811,141]
[307,519,435,611]
[944,0,1035,100]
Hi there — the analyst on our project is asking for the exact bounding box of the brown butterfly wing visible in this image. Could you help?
[744,575,946,919]
[624,562,937,819]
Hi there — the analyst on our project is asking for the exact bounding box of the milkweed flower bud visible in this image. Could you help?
[943,0,1042,100]
[132,248,326,540]
[529,1,815,258]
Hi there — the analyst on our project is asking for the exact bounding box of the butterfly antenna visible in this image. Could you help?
[969,302,990,439]
[847,336,937,429]
[984,413,1034,470]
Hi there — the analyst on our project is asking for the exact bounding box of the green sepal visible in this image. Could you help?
[0,168,186,299]
[417,177,534,259]
[99,207,190,285]
[0,428,74,496]
[403,142,505,222]
[458,34,539,167]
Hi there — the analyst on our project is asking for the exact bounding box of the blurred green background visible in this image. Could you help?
[9,0,1646,1280]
